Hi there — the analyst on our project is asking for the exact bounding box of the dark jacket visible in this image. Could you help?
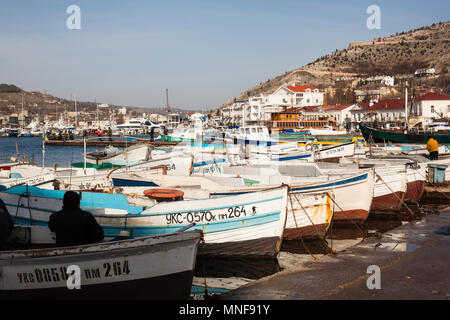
[0,199,14,251]
[49,206,104,247]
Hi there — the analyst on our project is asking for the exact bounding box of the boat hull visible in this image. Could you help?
[0,186,288,259]
[0,231,202,300]
[405,166,426,202]
[371,191,405,211]
[210,172,373,225]
[284,223,329,240]
[360,124,450,144]
[284,192,333,240]
[372,168,407,210]
[0,270,194,300]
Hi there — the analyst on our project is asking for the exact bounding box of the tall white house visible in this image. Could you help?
[271,85,325,107]
[220,85,325,125]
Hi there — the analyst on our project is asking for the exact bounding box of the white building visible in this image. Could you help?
[220,100,246,125]
[414,68,435,77]
[362,75,395,86]
[323,104,366,129]
[271,85,324,107]
[220,84,325,125]
[410,92,450,126]
[351,99,406,129]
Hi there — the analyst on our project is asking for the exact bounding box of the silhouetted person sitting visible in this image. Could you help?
[49,191,104,247]
[0,199,14,251]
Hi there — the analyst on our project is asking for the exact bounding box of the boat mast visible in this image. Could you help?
[42,137,45,168]
[166,88,170,128]
[74,93,78,128]
[405,85,408,132]
[21,93,24,130]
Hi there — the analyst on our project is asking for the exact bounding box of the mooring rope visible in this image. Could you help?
[374,172,418,219]
[291,191,331,250]
[325,190,367,237]
[413,166,450,200]
[287,191,317,260]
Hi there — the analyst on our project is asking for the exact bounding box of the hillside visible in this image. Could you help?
[0,86,125,123]
[217,21,450,112]
[0,86,195,124]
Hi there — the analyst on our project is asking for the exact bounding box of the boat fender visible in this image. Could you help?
[143,189,184,201]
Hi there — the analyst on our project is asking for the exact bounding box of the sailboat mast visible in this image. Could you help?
[74,94,77,127]
[405,86,408,131]
[166,88,170,128]
[21,93,24,129]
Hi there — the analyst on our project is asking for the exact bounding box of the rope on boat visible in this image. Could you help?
[290,191,331,251]
[325,189,367,237]
[409,165,422,208]
[287,191,317,260]
[374,172,418,219]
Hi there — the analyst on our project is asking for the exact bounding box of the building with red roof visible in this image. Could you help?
[271,84,325,107]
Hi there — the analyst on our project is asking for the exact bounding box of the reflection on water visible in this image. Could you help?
[190,206,445,299]
[194,257,280,279]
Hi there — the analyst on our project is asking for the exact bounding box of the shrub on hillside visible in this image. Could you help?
[0,84,21,93]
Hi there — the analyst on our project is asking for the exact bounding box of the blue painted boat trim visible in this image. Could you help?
[4,195,283,217]
[276,153,311,161]
[211,173,368,196]
[291,173,367,191]
[193,158,226,167]
[4,185,144,214]
[12,210,282,236]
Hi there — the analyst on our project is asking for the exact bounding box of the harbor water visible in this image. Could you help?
[0,137,124,167]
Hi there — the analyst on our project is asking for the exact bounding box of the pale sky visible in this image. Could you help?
[0,0,448,110]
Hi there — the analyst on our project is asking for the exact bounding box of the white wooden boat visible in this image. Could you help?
[0,185,288,258]
[108,173,334,240]
[372,167,407,210]
[86,144,152,166]
[283,191,334,240]
[405,165,426,202]
[0,230,202,299]
[48,156,194,190]
[314,142,355,162]
[0,173,55,191]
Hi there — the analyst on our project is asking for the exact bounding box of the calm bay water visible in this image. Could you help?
[0,137,122,167]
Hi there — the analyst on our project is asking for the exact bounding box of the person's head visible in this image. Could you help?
[63,191,81,209]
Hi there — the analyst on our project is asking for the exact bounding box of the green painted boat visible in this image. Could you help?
[160,134,186,142]
[360,124,450,144]
[71,162,122,169]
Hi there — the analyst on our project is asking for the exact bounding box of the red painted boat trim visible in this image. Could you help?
[198,236,282,259]
[371,191,405,211]
[405,181,425,202]
[284,223,330,240]
[332,209,369,224]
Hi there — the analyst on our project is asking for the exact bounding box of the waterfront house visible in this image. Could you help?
[271,85,325,107]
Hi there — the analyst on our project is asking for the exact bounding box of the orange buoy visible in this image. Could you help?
[143,189,184,201]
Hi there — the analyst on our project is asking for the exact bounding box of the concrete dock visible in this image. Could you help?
[219,208,450,300]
